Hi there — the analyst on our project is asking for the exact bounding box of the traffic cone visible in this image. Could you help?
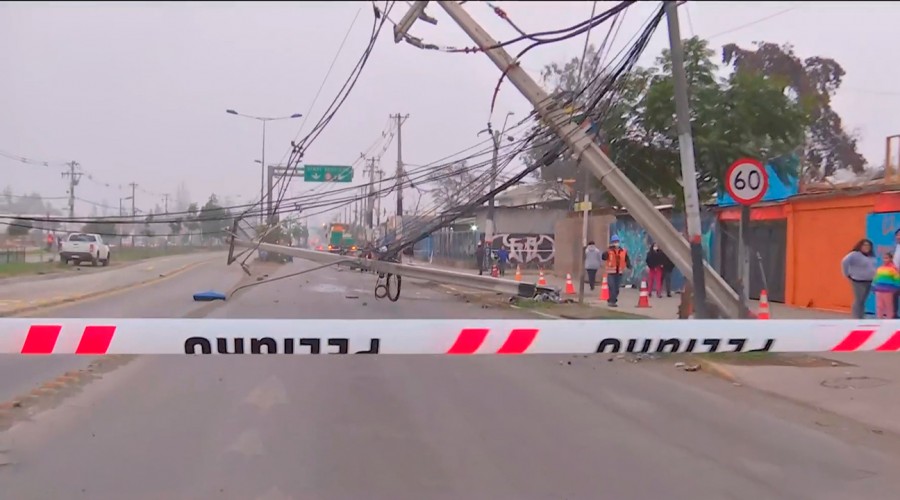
[537,269,548,286]
[514,264,522,282]
[599,276,609,301]
[564,273,576,295]
[636,280,651,308]
[757,290,770,319]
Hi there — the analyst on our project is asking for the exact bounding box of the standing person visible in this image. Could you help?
[892,228,900,317]
[497,245,510,276]
[660,247,675,297]
[645,243,666,298]
[583,240,603,291]
[475,240,485,275]
[873,251,900,319]
[601,235,632,307]
[841,238,876,319]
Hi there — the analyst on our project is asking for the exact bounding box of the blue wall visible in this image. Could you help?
[864,212,900,314]
[718,163,799,207]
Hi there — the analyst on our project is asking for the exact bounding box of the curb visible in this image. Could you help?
[692,356,740,383]
[0,258,211,317]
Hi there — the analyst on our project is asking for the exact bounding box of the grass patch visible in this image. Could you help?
[512,300,555,310]
[696,352,843,367]
[511,299,648,320]
[0,261,69,278]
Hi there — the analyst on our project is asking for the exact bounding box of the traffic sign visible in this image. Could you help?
[304,165,353,183]
[725,158,768,206]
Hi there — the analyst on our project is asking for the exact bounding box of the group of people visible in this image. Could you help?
[473,235,676,307]
[583,235,675,307]
[475,241,510,276]
[841,229,900,319]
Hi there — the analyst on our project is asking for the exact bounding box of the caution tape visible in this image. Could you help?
[1,319,900,355]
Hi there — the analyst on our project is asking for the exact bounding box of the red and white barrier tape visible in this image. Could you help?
[1,319,900,355]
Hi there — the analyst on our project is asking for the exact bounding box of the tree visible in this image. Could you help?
[427,160,485,210]
[525,38,811,203]
[6,218,31,237]
[142,214,155,238]
[184,203,200,241]
[169,218,183,238]
[175,182,191,213]
[198,195,231,242]
[722,41,867,180]
[1,186,12,208]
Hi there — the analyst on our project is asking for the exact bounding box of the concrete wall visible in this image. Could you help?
[553,214,615,278]
[475,207,569,235]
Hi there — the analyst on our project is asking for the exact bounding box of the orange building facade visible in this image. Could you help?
[716,189,900,313]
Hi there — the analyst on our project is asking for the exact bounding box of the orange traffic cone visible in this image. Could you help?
[514,264,522,282]
[599,276,610,301]
[636,280,651,308]
[757,290,770,319]
[564,273,576,295]
[537,269,548,286]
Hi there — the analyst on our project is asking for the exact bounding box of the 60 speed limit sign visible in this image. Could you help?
[725,158,768,206]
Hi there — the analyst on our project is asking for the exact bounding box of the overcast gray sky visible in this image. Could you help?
[2,1,897,225]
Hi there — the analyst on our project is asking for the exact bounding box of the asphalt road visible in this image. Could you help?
[1,258,900,499]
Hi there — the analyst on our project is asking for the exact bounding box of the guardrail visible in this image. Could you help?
[231,239,556,299]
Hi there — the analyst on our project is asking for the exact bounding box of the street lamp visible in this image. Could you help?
[225,109,303,225]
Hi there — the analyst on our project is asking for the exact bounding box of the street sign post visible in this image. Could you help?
[726,158,769,319]
[725,158,768,206]
[304,165,353,183]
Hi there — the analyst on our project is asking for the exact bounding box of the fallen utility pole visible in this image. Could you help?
[231,237,554,299]
[396,1,741,318]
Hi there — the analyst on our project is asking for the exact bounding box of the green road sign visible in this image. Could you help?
[304,165,353,183]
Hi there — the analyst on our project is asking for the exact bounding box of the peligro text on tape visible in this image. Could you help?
[1,319,900,355]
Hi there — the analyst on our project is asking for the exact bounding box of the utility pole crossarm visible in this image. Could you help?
[430,0,742,318]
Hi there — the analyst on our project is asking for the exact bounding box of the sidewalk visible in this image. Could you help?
[412,259,900,434]
[727,353,900,435]
[412,260,848,320]
[0,251,222,316]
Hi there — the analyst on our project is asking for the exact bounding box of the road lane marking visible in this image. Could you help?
[1,258,212,317]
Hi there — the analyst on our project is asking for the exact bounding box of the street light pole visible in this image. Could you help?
[261,120,266,226]
[479,111,514,251]
[225,109,302,228]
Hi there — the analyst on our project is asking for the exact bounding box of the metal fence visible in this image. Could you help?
[0,247,26,264]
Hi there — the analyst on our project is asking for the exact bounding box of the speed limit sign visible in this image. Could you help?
[725,158,768,206]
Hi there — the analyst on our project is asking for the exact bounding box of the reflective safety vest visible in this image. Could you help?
[606,247,628,274]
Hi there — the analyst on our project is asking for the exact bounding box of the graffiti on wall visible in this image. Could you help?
[612,213,716,288]
[490,233,555,266]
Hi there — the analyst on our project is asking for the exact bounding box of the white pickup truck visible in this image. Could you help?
[60,233,111,266]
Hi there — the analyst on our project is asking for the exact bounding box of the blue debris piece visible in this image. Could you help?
[193,290,227,302]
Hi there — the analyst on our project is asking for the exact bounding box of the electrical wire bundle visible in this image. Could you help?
[259,2,398,238]
[381,3,667,261]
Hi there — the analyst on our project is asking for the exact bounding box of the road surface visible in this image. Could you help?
[1,258,900,499]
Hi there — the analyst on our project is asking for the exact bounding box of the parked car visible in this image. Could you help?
[60,233,111,266]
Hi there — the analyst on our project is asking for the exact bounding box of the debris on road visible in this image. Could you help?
[193,291,227,302]
[345,295,359,299]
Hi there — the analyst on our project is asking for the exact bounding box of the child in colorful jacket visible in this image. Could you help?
[872,251,900,319]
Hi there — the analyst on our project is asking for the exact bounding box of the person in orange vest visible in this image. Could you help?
[45,232,54,251]
[601,234,631,307]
